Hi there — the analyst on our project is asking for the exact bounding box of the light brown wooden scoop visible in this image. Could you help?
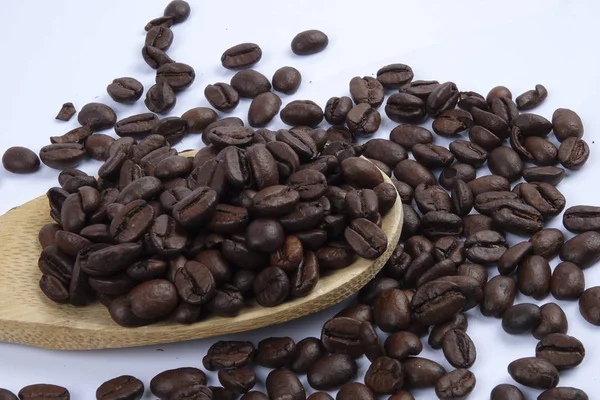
[0,152,403,350]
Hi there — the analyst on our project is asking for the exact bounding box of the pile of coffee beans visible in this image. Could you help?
[3,0,600,398]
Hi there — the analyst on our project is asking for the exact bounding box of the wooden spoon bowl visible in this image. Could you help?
[0,152,403,350]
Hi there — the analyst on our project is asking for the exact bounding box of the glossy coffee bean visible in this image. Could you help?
[248,92,282,127]
[402,357,446,388]
[390,124,433,150]
[464,230,508,265]
[435,369,476,400]
[471,106,510,139]
[438,163,476,190]
[96,375,144,400]
[145,26,173,51]
[481,275,516,318]
[145,83,176,114]
[256,337,297,368]
[488,146,524,181]
[449,140,488,167]
[373,289,411,333]
[532,303,568,339]
[552,108,584,142]
[536,333,585,369]
[490,384,525,400]
[426,81,459,117]
[384,331,422,360]
[281,100,324,127]
[18,385,70,400]
[428,313,468,349]
[579,286,600,325]
[2,146,40,173]
[501,303,541,334]
[364,356,404,394]
[377,63,413,89]
[218,369,256,394]
[321,317,363,358]
[308,354,357,390]
[497,241,533,275]
[385,93,426,123]
[291,29,328,55]
[551,262,585,300]
[272,66,302,94]
[432,109,473,137]
[508,357,559,389]
[558,137,589,170]
[412,144,454,168]
[350,76,385,108]
[291,337,326,373]
[561,231,600,268]
[412,280,465,325]
[202,341,254,371]
[469,125,502,151]
[394,160,435,188]
[107,77,144,103]
[538,387,589,400]
[221,43,262,69]
[346,103,381,137]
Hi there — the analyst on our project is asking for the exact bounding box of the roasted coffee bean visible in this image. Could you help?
[421,211,463,240]
[373,289,411,332]
[256,337,297,368]
[109,199,155,243]
[449,140,488,167]
[362,138,408,168]
[552,108,584,142]
[345,218,387,259]
[404,236,432,259]
[145,83,176,114]
[532,303,568,339]
[204,83,240,112]
[18,385,70,400]
[450,180,473,217]
[470,106,510,139]
[457,263,487,288]
[325,96,353,125]
[497,241,533,275]
[203,341,254,371]
[145,26,173,51]
[428,313,468,349]
[270,66,302,95]
[412,280,465,325]
[373,182,397,214]
[350,76,385,108]
[358,321,385,362]
[563,205,600,233]
[508,357,559,389]
[291,29,328,55]
[169,385,212,400]
[401,80,440,101]
[439,163,476,190]
[384,331,422,360]
[77,102,116,131]
[163,0,190,22]
[516,84,547,110]
[2,146,41,173]
[391,179,414,204]
[458,91,488,111]
[194,250,231,283]
[128,279,177,319]
[291,337,326,373]
[394,159,435,188]
[432,109,473,137]
[51,125,93,144]
[481,275,516,317]
[402,357,446,388]
[156,62,195,92]
[221,43,262,69]
[55,102,76,121]
[230,70,271,99]
[377,63,413,89]
[487,86,512,104]
[436,275,482,311]
[321,317,363,358]
[512,113,553,137]
[522,136,558,166]
[277,129,318,161]
[412,144,454,168]
[490,384,525,400]
[492,201,544,236]
[172,187,218,228]
[114,113,158,138]
[390,124,433,150]
[364,356,404,394]
[468,125,502,151]
[109,295,152,327]
[464,230,508,265]
[145,15,173,31]
[253,266,289,307]
[248,92,282,127]
[280,100,323,127]
[218,369,256,394]
[107,77,144,104]
[558,137,589,170]
[142,45,175,69]
[267,141,301,179]
[335,303,373,323]
[267,368,306,400]
[491,97,519,122]
[173,260,215,305]
[518,255,551,300]
[346,103,381,136]
[501,303,542,334]
[39,274,70,303]
[487,146,524,182]
[473,191,521,215]
[441,329,476,369]
[551,262,585,300]
[435,369,476,400]
[579,286,600,325]
[308,354,357,390]
[414,184,451,214]
[336,383,375,400]
[385,93,426,123]
[206,126,254,150]
[246,219,285,252]
[39,143,86,170]
[96,375,144,400]
[341,157,383,189]
[426,81,459,117]
[561,231,600,268]
[83,134,114,161]
[180,107,218,134]
[345,189,378,221]
[155,155,192,180]
[538,387,589,400]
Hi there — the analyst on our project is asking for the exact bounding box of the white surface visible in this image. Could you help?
[1,0,600,398]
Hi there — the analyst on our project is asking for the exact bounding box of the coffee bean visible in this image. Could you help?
[364,356,404,394]
[518,255,551,300]
[440,329,476,369]
[497,241,533,275]
[253,266,289,307]
[2,146,40,173]
[558,137,589,170]
[270,66,302,94]
[357,321,384,362]
[552,108,584,142]
[346,103,381,136]
[449,140,488,167]
[428,313,468,349]
[435,369,476,400]
[291,30,328,55]
[501,303,542,334]
[307,353,356,390]
[438,163,476,190]
[491,384,525,400]
[486,86,512,104]
[421,211,463,240]
[55,102,76,122]
[372,289,410,332]
[50,125,94,145]
[221,43,262,69]
[432,109,473,137]
[324,96,353,125]
[412,144,454,169]
[145,26,173,51]
[256,337,297,368]
[412,280,465,325]
[579,286,600,325]
[384,93,426,123]
[203,341,254,371]
[291,337,326,373]
[345,218,387,259]
[487,146,524,182]
[491,97,519,123]
[390,124,433,150]
[402,357,446,388]
[156,62,195,92]
[563,205,600,233]
[362,139,408,169]
[470,106,510,139]
[247,92,282,127]
[561,231,600,268]
[277,129,318,161]
[522,136,558,166]
[384,331,422,360]
[538,387,589,400]
[492,201,544,236]
[169,385,212,400]
[551,262,585,300]
[335,303,373,323]
[458,91,487,111]
[106,77,143,104]
[39,143,87,170]
[145,15,173,31]
[96,375,144,400]
[336,383,375,400]
[394,159,435,188]
[377,63,414,89]
[242,392,269,400]
[231,69,271,99]
[536,333,584,369]
[511,113,553,137]
[204,83,240,112]
[414,183,451,214]
[515,84,547,110]
[142,45,175,69]
[508,357,559,390]
[468,125,502,151]
[401,80,440,100]
[350,76,385,108]
[426,82,459,117]
[321,317,363,358]
[18,385,69,400]
[39,274,69,303]
[280,100,324,127]
[532,303,568,339]
[217,369,256,394]
[451,180,473,216]
[481,275,516,318]
[145,83,176,114]
[464,230,508,265]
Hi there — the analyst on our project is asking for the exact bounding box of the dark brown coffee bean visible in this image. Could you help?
[345,218,387,259]
[426,81,459,117]
[2,146,41,173]
[412,280,466,325]
[308,354,356,391]
[291,337,326,374]
[345,189,378,221]
[481,275,516,318]
[433,236,465,264]
[55,102,76,121]
[536,333,585,370]
[516,84,547,110]
[169,385,212,400]
[253,266,289,307]
[277,129,318,161]
[291,29,328,55]
[242,392,269,400]
[497,241,533,275]
[350,76,385,108]
[109,199,155,243]
[364,356,404,394]
[256,337,297,369]
[421,211,463,240]
[221,43,262,69]
[450,180,473,217]
[501,303,542,334]
[438,163,476,190]
[468,125,502,151]
[508,357,559,390]
[248,92,282,127]
[522,136,558,166]
[518,255,551,300]
[51,125,93,145]
[558,137,589,170]
[449,140,488,167]
[471,106,510,139]
[325,96,353,125]
[414,183,451,214]
[394,159,435,188]
[128,279,177,320]
[487,146,524,182]
[39,143,86,170]
[280,100,323,127]
[142,45,175,69]
[391,179,414,204]
[335,303,373,323]
[384,331,422,360]
[579,286,600,325]
[362,138,408,168]
[486,86,512,104]
[107,78,143,104]
[512,113,553,137]
[412,144,454,168]
[458,91,488,111]
[204,83,240,112]
[230,69,271,99]
[202,341,254,371]
[96,375,144,400]
[18,385,69,400]
[39,274,70,303]
[156,62,195,92]
[522,166,564,186]
[492,201,545,236]
[373,289,411,333]
[321,317,363,358]
[145,26,173,50]
[464,230,508,265]
[385,93,426,123]
[428,313,468,349]
[441,329,476,368]
[552,108,584,142]
[528,228,563,260]
[491,97,519,122]
[145,83,176,114]
[551,262,585,300]
[402,357,446,388]
[377,63,414,89]
[218,369,256,394]
[538,387,588,400]
[390,124,433,150]
[435,369,476,400]
[532,303,568,340]
[561,231,600,268]
[432,109,473,137]
[401,80,440,101]
[336,383,375,400]
[346,103,381,137]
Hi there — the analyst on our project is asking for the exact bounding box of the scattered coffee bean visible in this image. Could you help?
[272,66,302,94]
[2,146,41,173]
[579,286,600,325]
[552,108,584,142]
[291,30,328,55]
[516,84,548,110]
[435,369,476,400]
[221,43,262,69]
[145,83,176,114]
[508,357,559,389]
[56,102,76,121]
[551,262,585,300]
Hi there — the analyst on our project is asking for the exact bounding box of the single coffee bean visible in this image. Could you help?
[421,211,463,240]
[291,337,326,373]
[490,384,525,400]
[272,66,302,94]
[486,86,512,104]
[412,144,454,168]
[50,125,93,144]
[325,96,353,125]
[426,81,459,117]
[107,77,144,103]
[512,113,553,137]
[536,333,584,369]
[469,125,502,151]
[221,43,262,69]
[438,163,476,190]
[394,159,436,188]
[518,255,551,300]
[579,286,600,325]
[373,182,398,214]
[231,69,271,98]
[204,83,240,112]
[253,266,289,307]
[563,205,600,233]
[145,26,173,51]
[142,45,175,69]
[145,83,176,114]
[481,275,516,318]
[2,146,40,173]
[516,84,548,110]
[404,235,433,260]
[449,140,488,167]
[487,146,524,182]
[267,369,306,400]
[558,137,589,170]
[364,356,404,394]
[163,0,190,22]
[464,230,508,265]
[458,91,488,111]
[156,62,195,92]
[321,317,363,358]
[432,109,473,137]
[385,93,426,123]
[402,357,446,388]
[401,80,440,101]
[552,108,584,142]
[522,136,558,166]
[350,76,385,108]
[336,383,375,400]
[538,387,589,400]
[39,143,86,170]
[345,189,378,221]
[145,15,173,31]
[491,97,519,122]
[218,369,256,394]
[291,29,328,55]
[114,113,159,139]
[470,106,510,139]
[435,369,476,400]
[390,124,433,150]
[377,63,413,89]
[508,357,559,390]
[522,165,565,186]
[373,289,411,332]
[346,103,381,136]
[561,231,600,268]
[551,262,585,300]
[412,280,465,325]
[248,92,282,127]
[203,341,254,371]
[96,375,144,400]
[497,241,533,275]
[501,303,542,334]
[308,354,357,390]
[451,180,473,216]
[414,183,452,214]
[256,337,297,368]
[428,313,468,349]
[345,218,387,259]
[363,139,408,168]
[492,201,544,236]
[77,102,117,131]
[385,331,422,360]
[18,385,70,400]
[169,385,212,400]
[532,303,568,339]
[280,100,324,127]
[358,321,385,362]
[39,274,69,303]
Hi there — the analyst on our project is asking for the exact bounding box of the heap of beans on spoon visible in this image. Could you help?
[1,1,599,399]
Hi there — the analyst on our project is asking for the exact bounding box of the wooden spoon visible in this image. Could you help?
[0,152,403,350]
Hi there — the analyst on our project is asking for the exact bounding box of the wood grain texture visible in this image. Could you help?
[0,153,403,350]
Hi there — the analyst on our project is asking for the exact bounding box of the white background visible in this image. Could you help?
[1,0,600,398]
